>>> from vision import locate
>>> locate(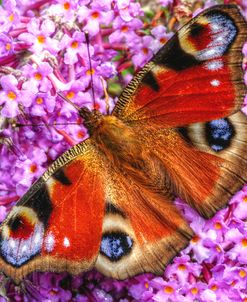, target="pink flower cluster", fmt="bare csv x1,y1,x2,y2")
0,0,247,301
